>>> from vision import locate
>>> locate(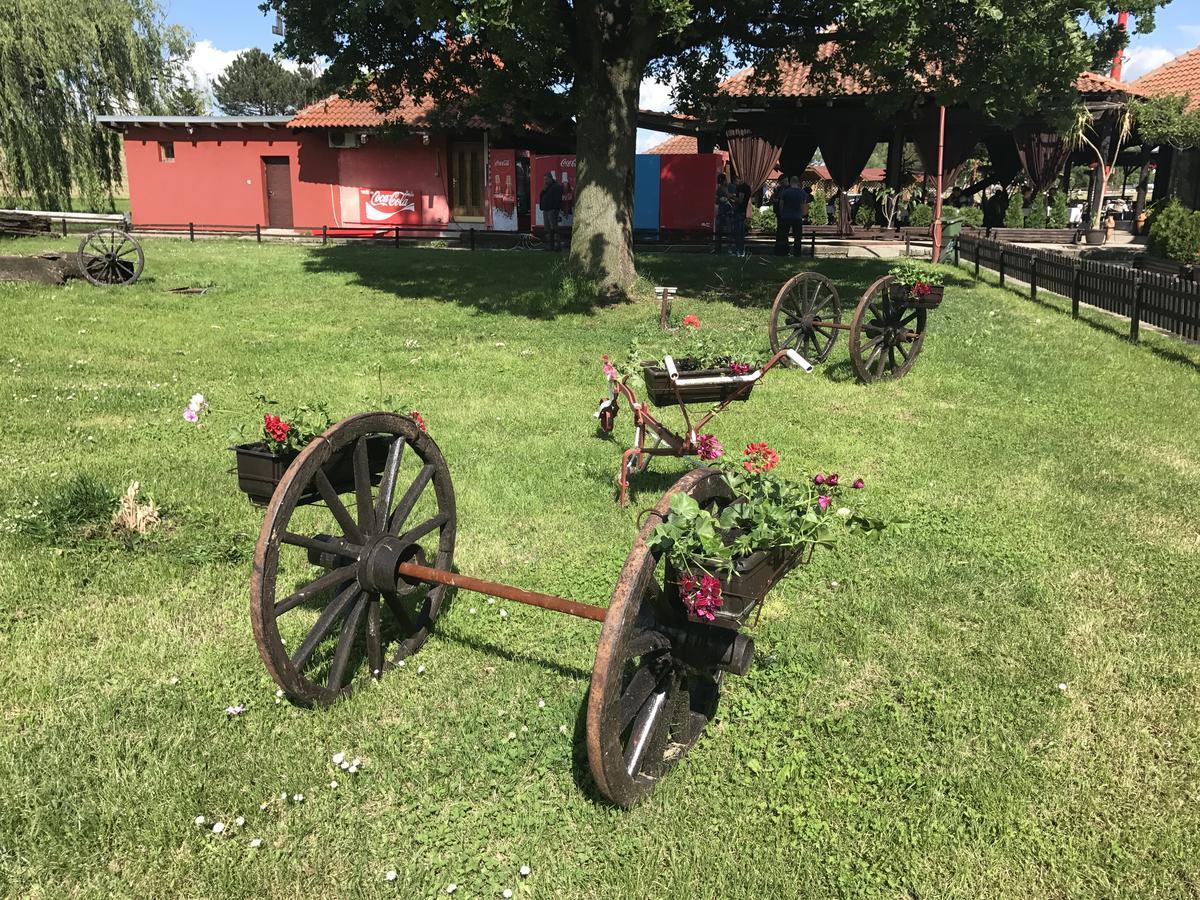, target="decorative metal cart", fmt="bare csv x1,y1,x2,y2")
247,411,791,808
768,271,935,383
76,228,144,286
